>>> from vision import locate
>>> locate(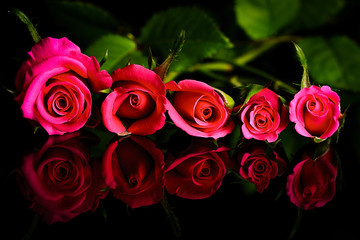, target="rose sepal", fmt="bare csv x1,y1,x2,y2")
213,87,235,110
